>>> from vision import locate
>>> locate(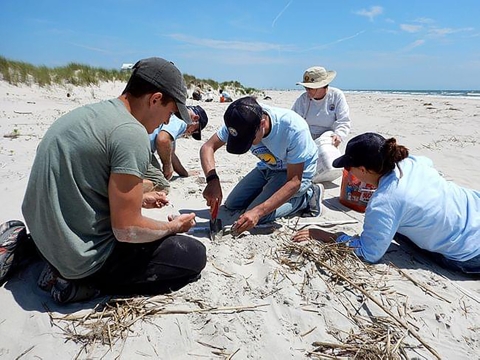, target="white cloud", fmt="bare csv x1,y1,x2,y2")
414,17,435,24
69,42,111,54
355,6,383,22
402,39,425,52
167,34,295,52
400,24,423,33
428,27,474,36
